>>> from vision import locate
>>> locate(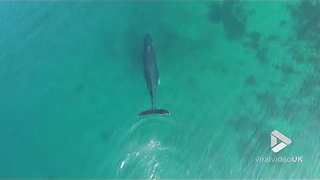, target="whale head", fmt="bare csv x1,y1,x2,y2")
144,33,153,48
